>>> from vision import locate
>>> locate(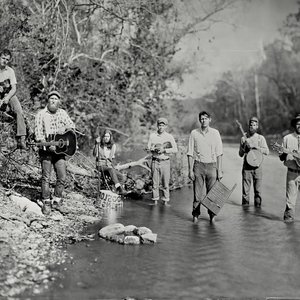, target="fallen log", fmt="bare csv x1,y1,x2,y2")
66,155,151,178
